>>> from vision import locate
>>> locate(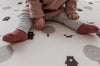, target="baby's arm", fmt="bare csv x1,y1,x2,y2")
65,0,80,19
27,0,44,18
27,0,45,30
